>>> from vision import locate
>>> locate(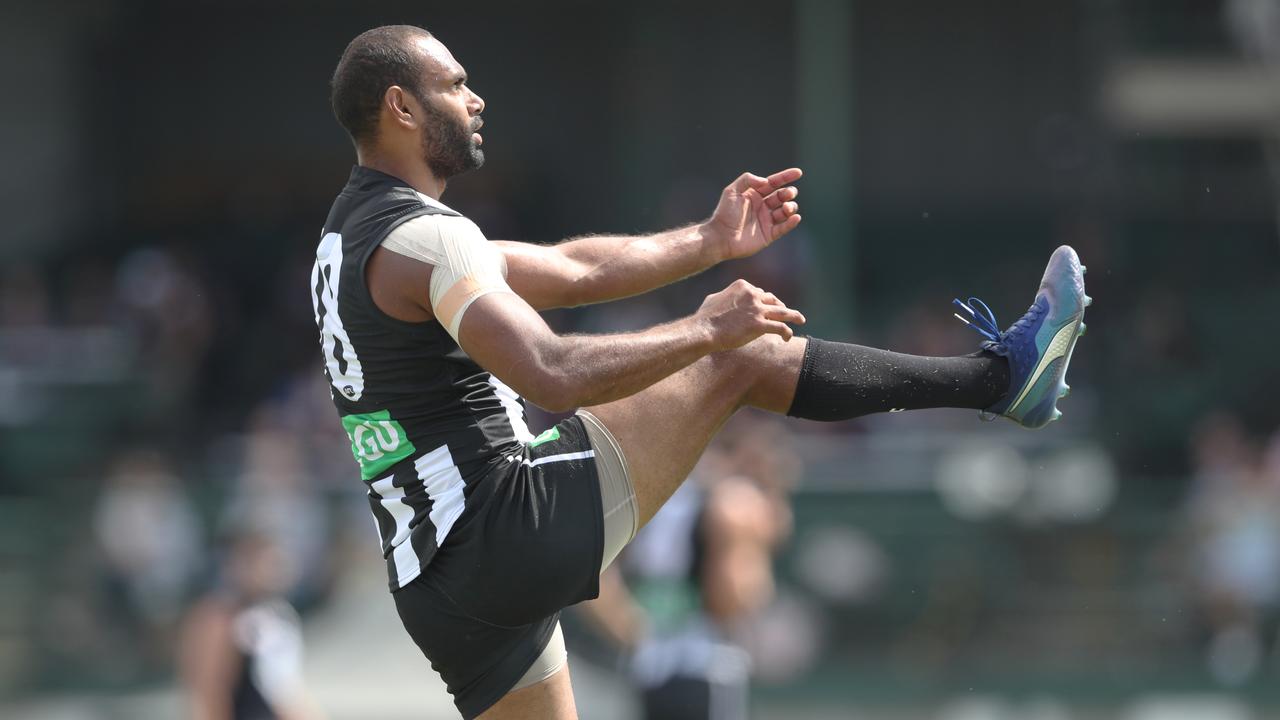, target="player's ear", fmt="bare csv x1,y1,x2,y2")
384,86,417,129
